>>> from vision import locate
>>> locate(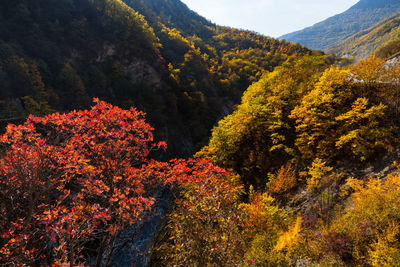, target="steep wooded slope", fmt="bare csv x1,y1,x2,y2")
0,0,312,157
